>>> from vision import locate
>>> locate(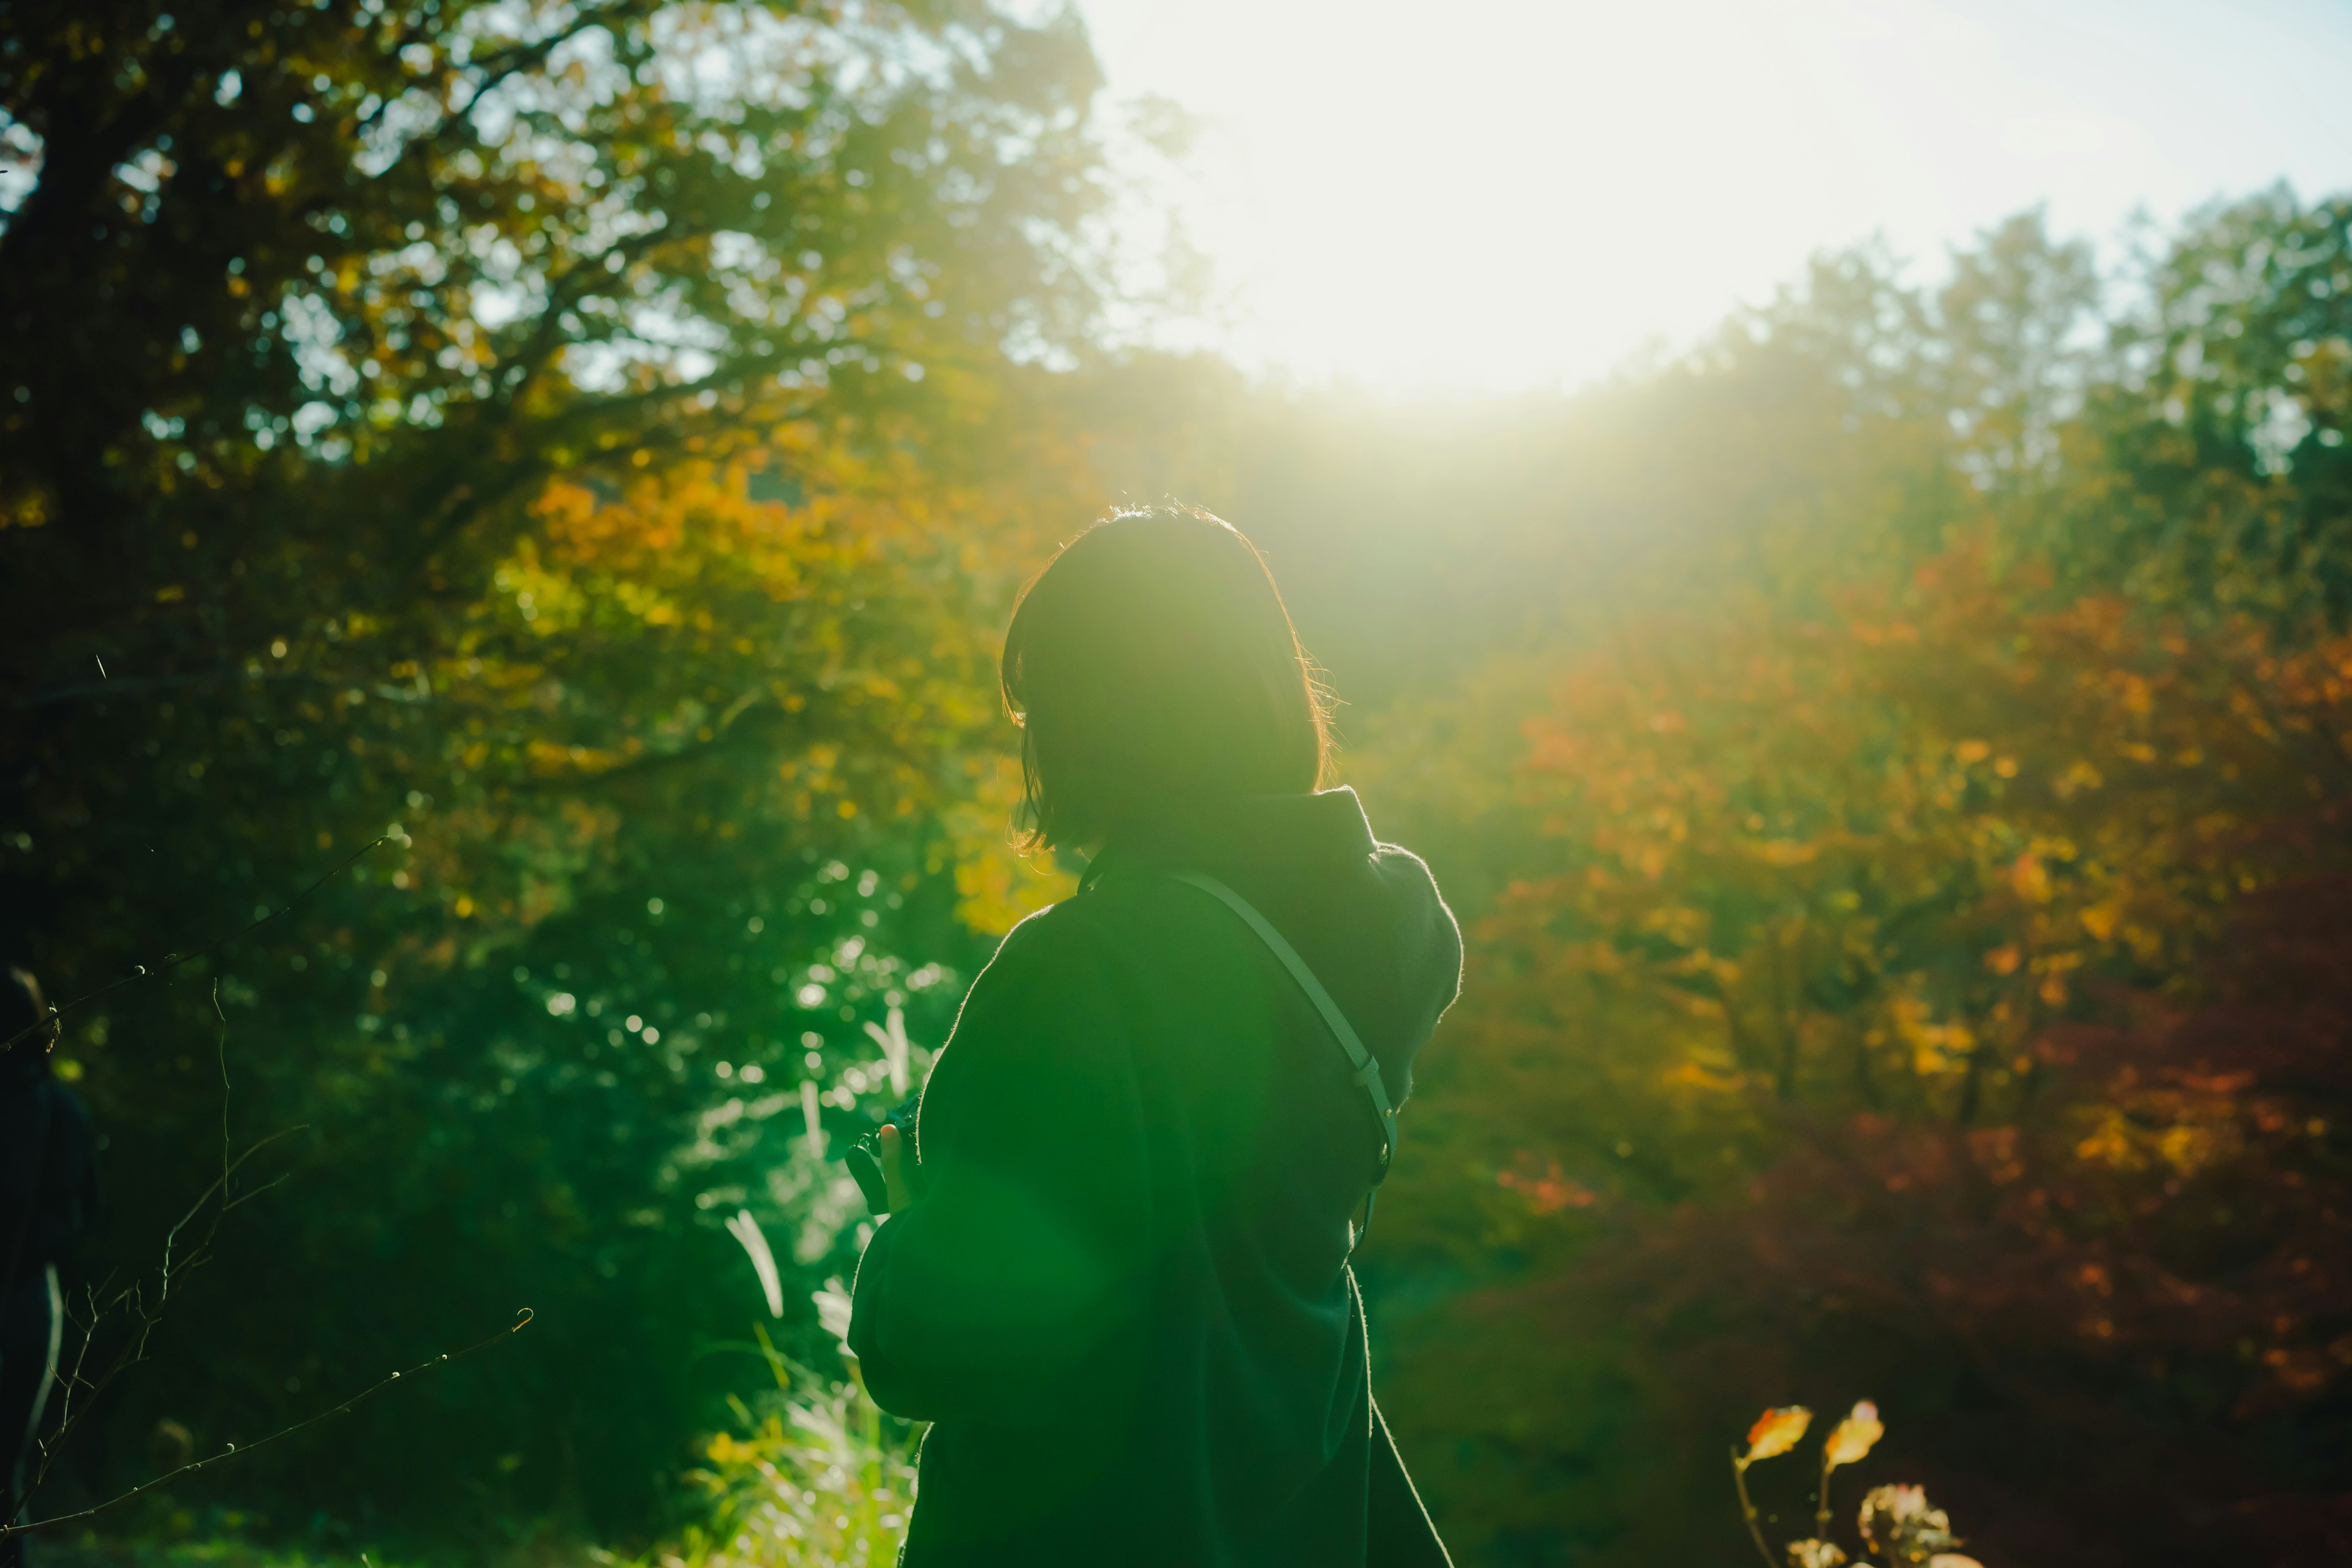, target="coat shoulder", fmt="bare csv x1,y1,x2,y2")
982,892,1121,979
943,895,1125,1043
1368,840,1464,990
